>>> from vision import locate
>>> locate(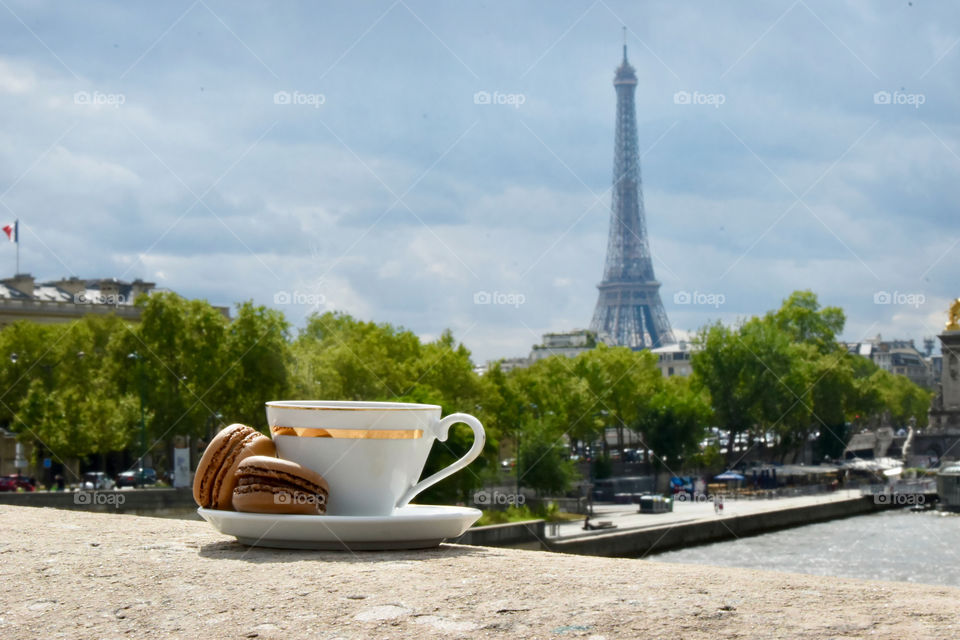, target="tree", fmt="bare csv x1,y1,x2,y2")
125,292,232,456
766,290,845,354
636,376,711,485
575,345,660,456
292,311,421,400
3,315,141,478
518,423,578,496
221,301,292,430
691,321,766,462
